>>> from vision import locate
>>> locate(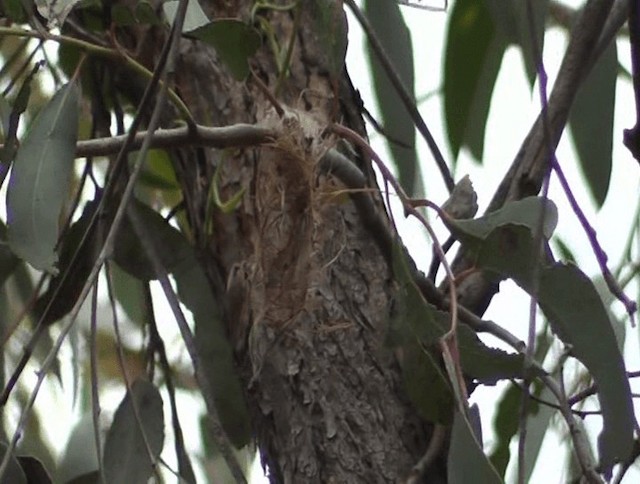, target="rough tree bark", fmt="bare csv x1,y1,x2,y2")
120,0,442,482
